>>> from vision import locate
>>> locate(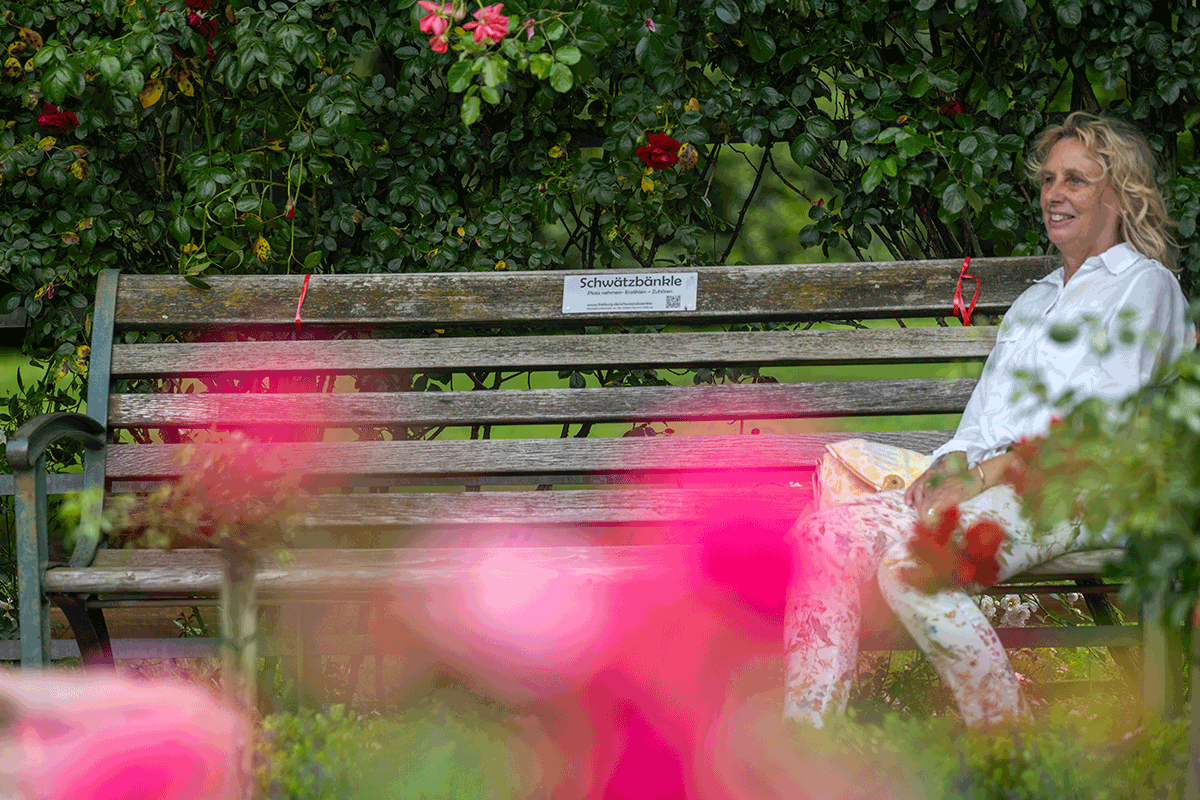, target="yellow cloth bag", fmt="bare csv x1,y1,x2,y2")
814,438,934,510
